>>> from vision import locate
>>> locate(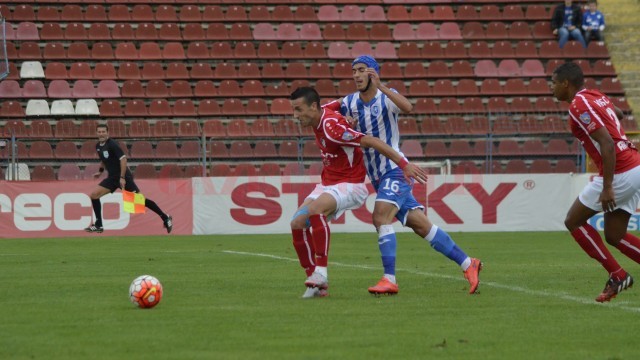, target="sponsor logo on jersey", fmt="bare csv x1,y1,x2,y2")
103,151,109,158
580,112,591,124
